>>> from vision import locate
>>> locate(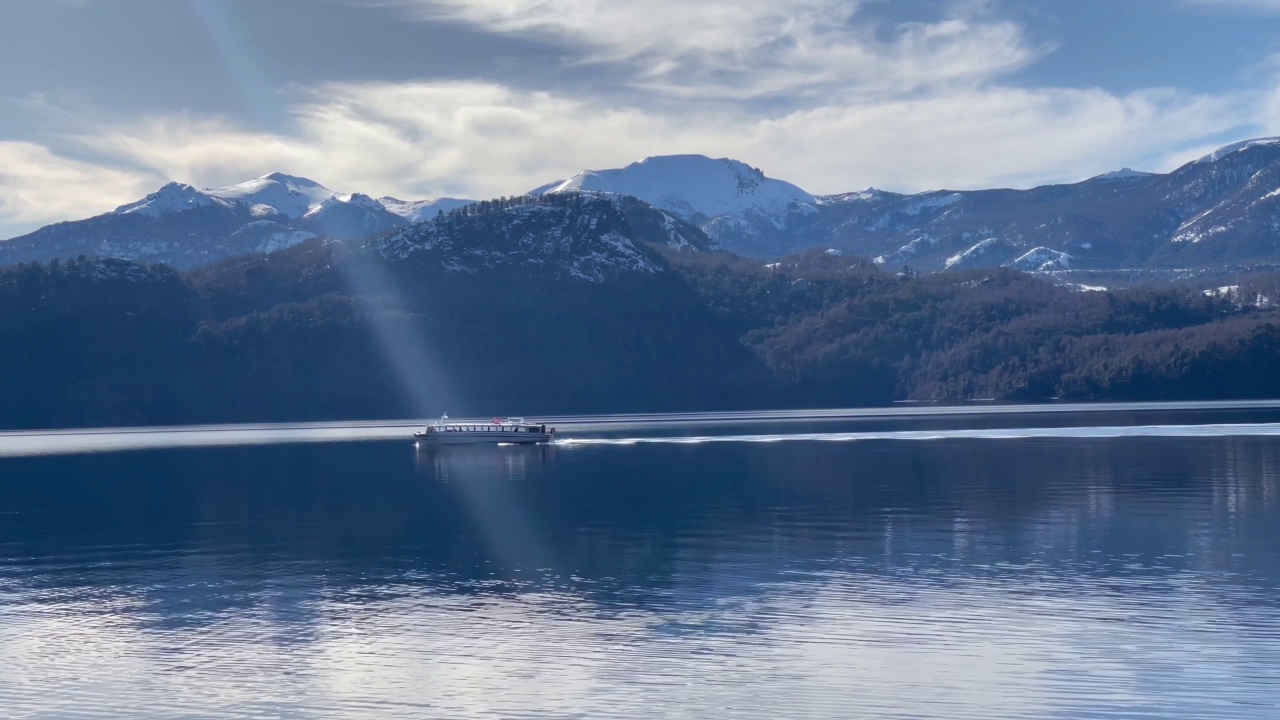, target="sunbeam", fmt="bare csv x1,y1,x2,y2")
418,445,562,576
184,0,281,129
337,249,462,420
